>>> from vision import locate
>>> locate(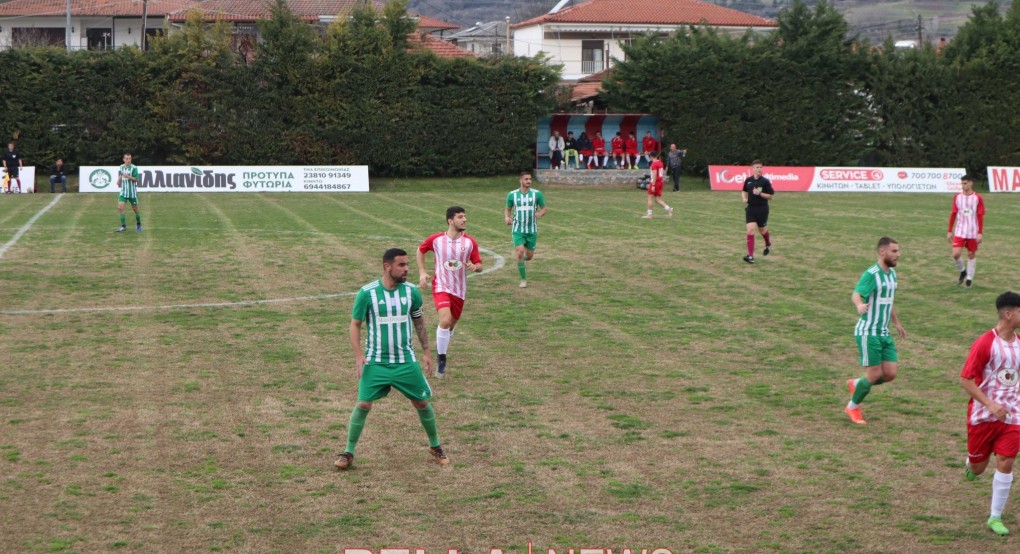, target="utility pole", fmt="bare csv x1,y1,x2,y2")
141,0,148,50
65,0,71,51
917,14,923,47
505,16,510,55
